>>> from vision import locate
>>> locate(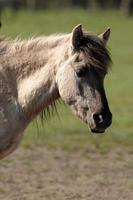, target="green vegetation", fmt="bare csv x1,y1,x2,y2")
1,9,133,150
